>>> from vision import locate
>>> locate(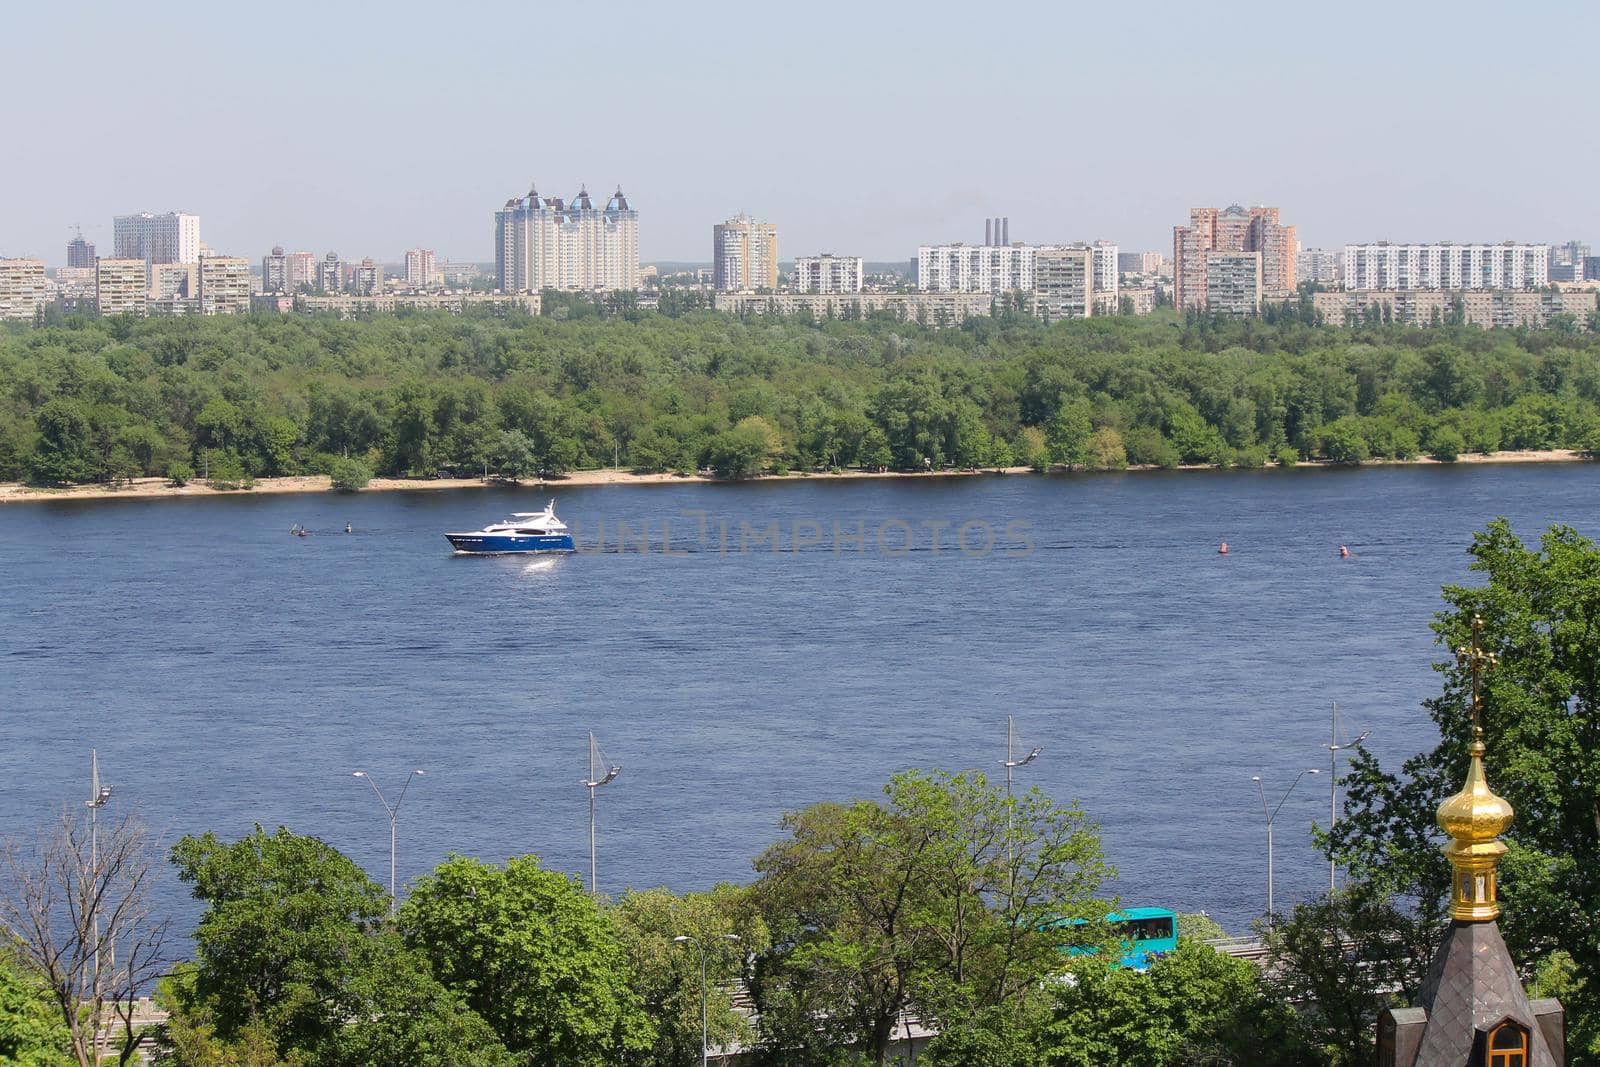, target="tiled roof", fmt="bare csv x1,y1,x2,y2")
1414,920,1558,1066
